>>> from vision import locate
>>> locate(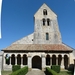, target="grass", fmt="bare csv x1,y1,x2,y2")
59,71,73,75
1,70,74,75
1,71,12,75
